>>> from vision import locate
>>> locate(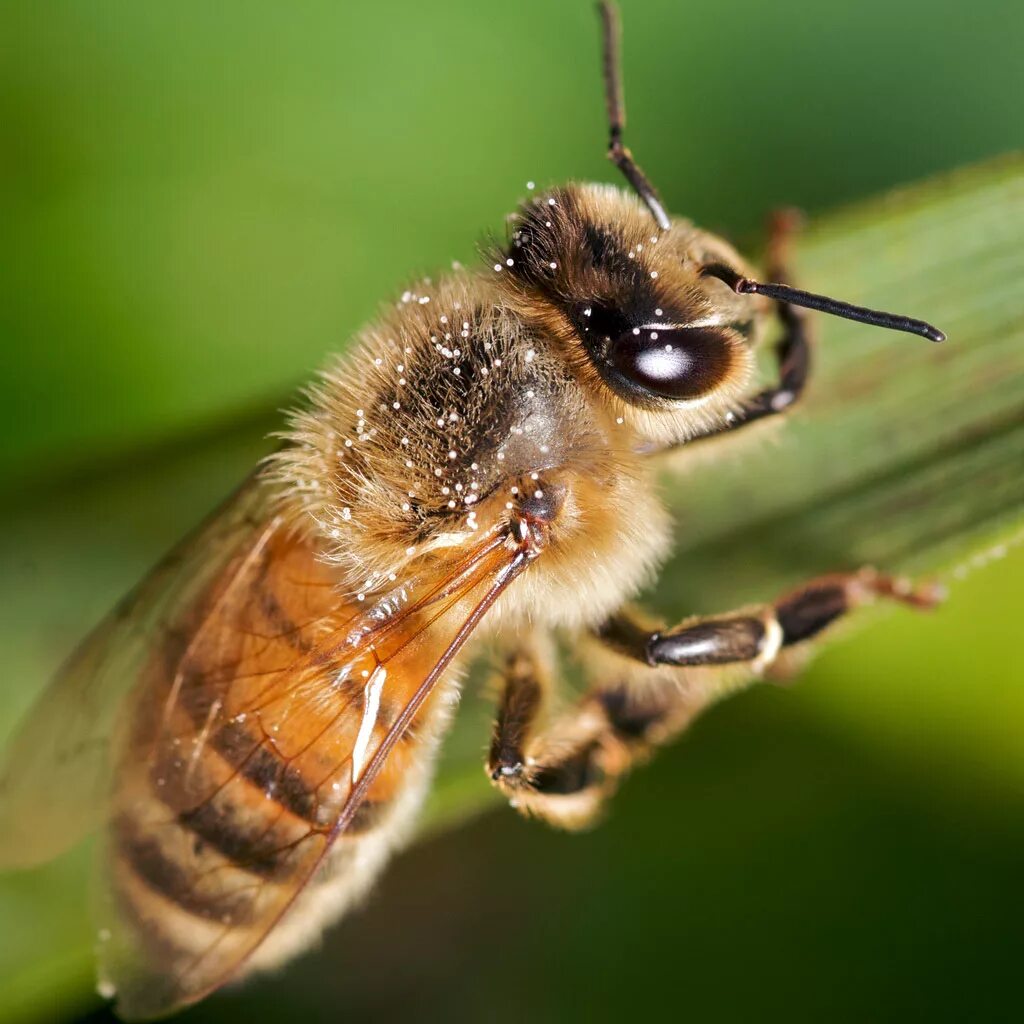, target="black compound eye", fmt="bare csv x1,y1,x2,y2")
604,325,736,402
